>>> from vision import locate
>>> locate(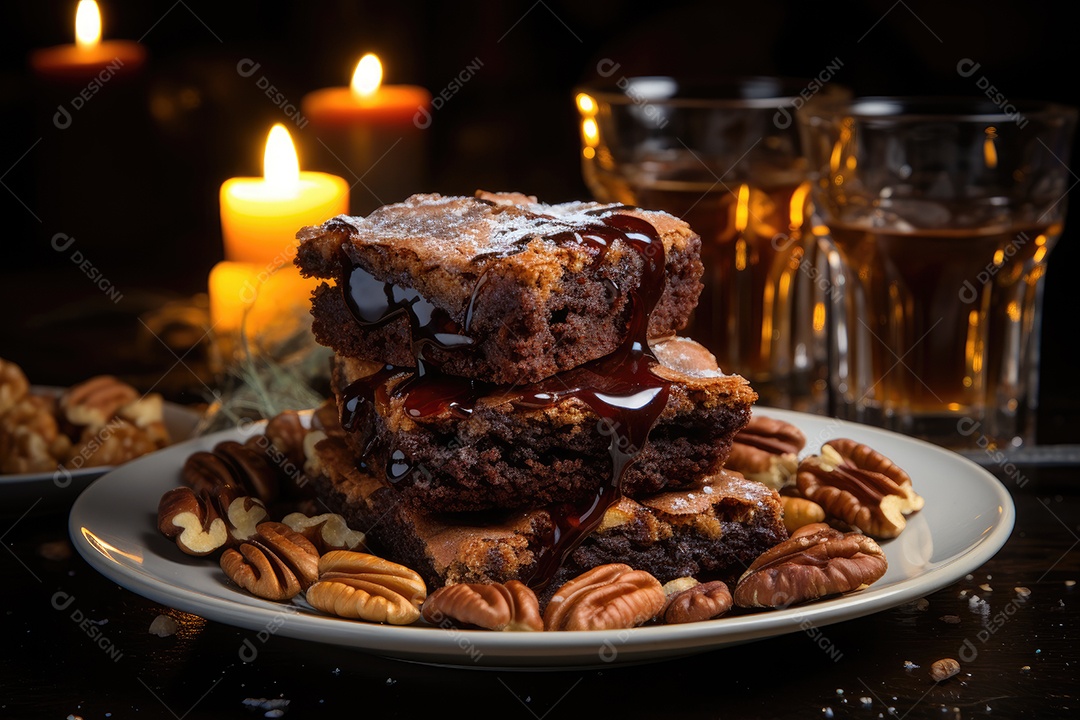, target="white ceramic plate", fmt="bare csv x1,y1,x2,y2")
1,387,202,516
69,407,1014,669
